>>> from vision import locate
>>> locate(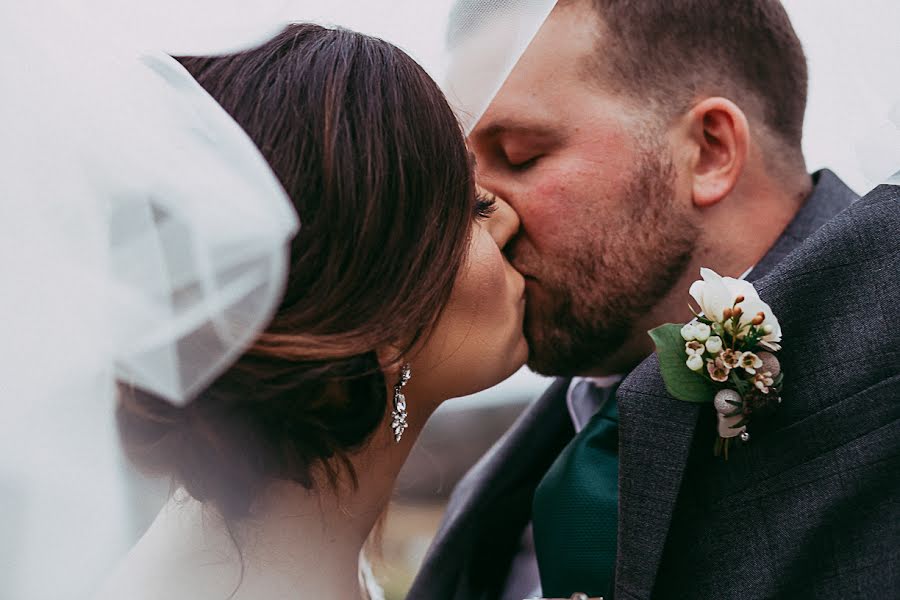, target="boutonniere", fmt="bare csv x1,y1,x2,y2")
649,268,784,459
